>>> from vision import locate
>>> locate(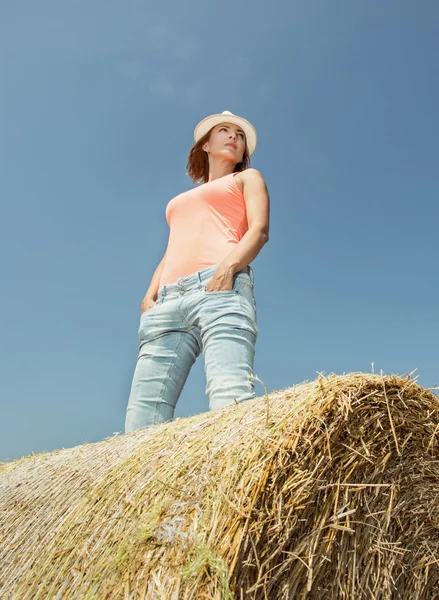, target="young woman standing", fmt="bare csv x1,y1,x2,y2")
125,110,270,432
